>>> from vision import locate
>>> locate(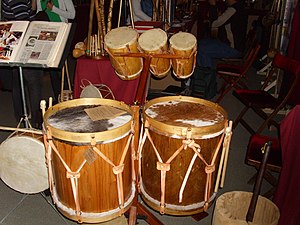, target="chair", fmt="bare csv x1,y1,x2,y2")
246,133,282,198
233,53,300,134
215,40,261,103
